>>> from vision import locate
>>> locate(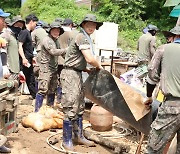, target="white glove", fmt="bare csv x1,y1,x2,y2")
2,65,10,78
